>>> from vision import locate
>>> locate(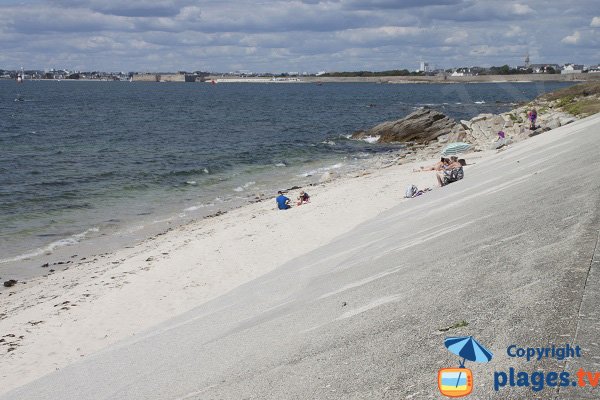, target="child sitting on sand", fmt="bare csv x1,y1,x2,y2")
297,191,310,206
